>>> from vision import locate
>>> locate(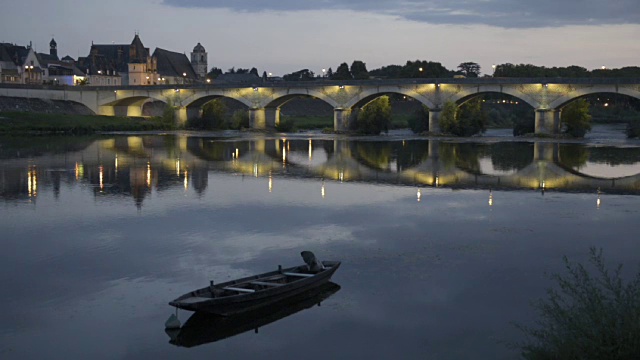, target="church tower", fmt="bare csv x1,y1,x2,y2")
191,43,207,80
49,38,58,59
